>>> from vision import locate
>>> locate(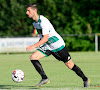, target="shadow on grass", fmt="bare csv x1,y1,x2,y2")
0,85,39,89
0,85,53,89
90,84,100,88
